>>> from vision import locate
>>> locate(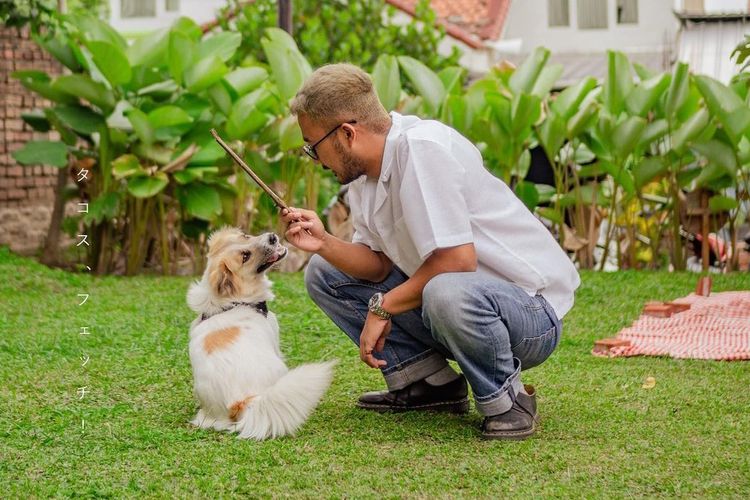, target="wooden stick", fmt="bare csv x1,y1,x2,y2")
210,129,288,210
